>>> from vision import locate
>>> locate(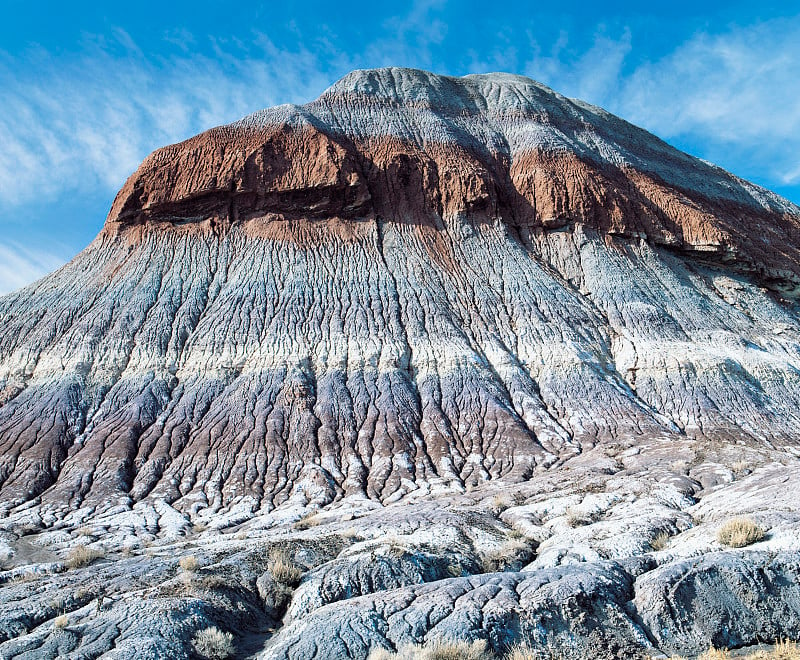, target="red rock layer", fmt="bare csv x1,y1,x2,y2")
106,109,800,287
